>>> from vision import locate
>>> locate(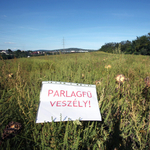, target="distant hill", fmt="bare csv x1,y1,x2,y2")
33,48,97,53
